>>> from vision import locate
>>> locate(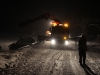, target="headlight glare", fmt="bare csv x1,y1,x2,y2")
65,41,69,45
51,39,56,44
